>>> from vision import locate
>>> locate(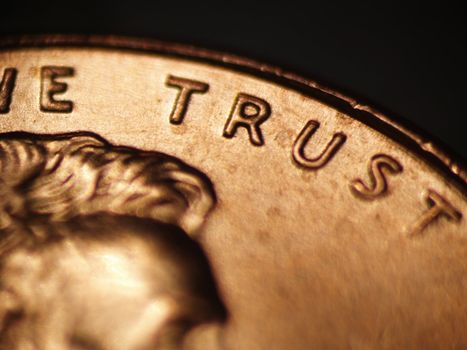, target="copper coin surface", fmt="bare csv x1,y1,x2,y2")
0,36,465,350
